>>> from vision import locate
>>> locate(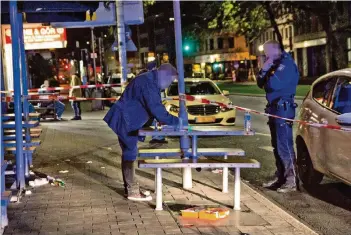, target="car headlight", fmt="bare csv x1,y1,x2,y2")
221,102,234,112
169,104,180,113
